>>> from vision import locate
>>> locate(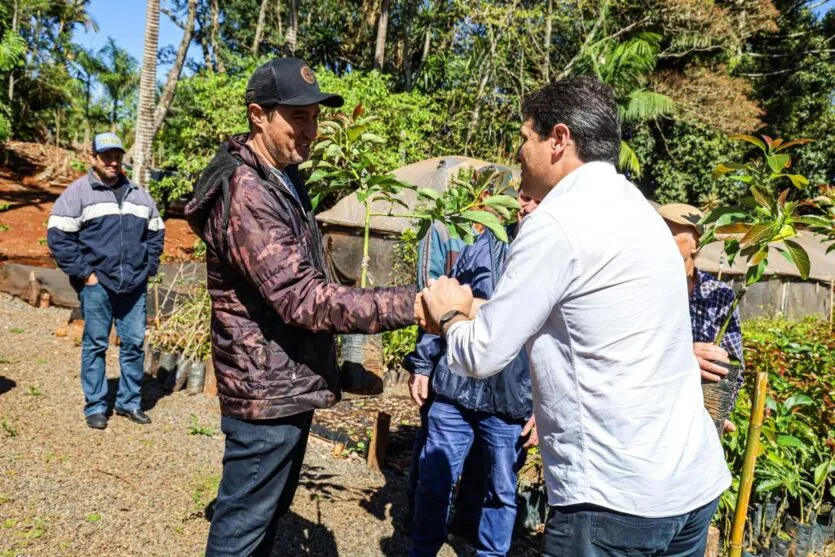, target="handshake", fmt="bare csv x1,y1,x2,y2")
414,276,486,334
